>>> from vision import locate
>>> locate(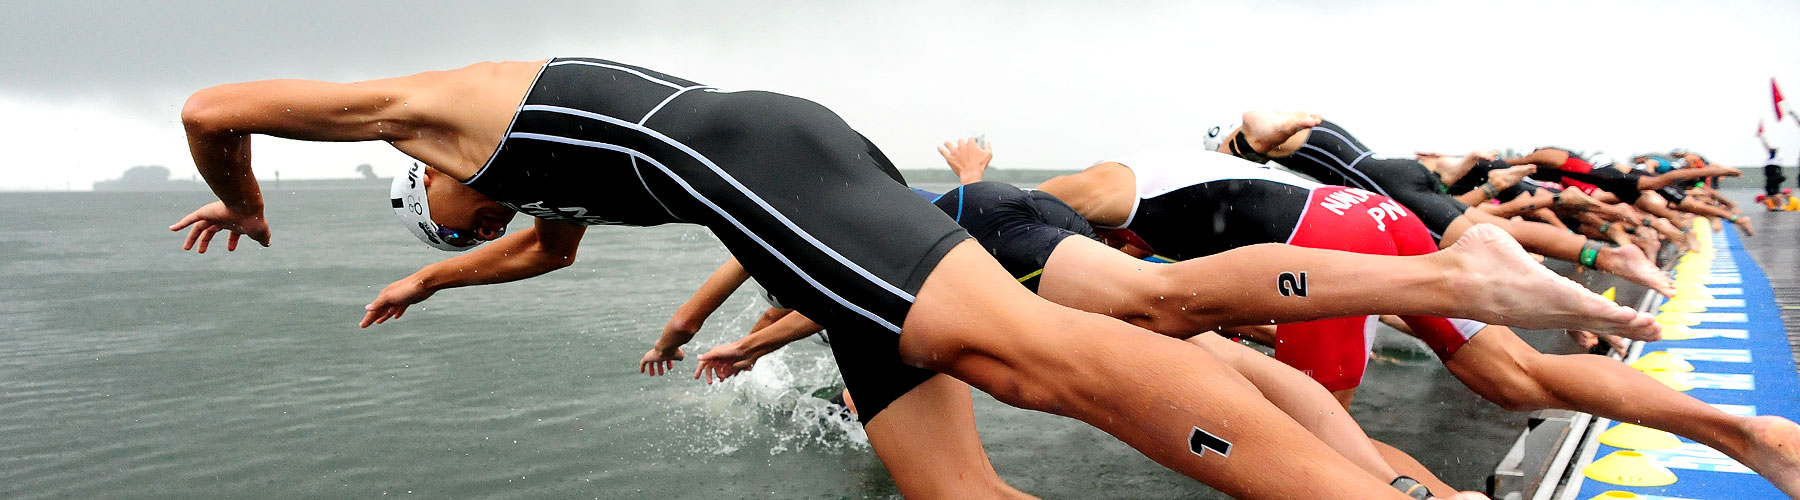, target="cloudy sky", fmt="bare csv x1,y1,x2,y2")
3,0,1798,190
